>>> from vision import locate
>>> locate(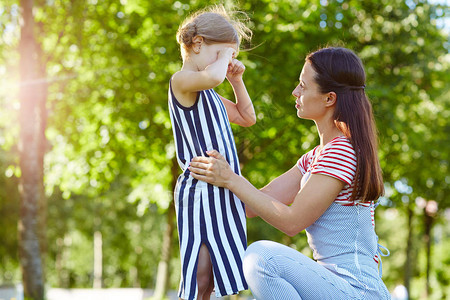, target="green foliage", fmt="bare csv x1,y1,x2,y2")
0,149,20,283
0,0,22,285
0,0,448,298
45,187,171,288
